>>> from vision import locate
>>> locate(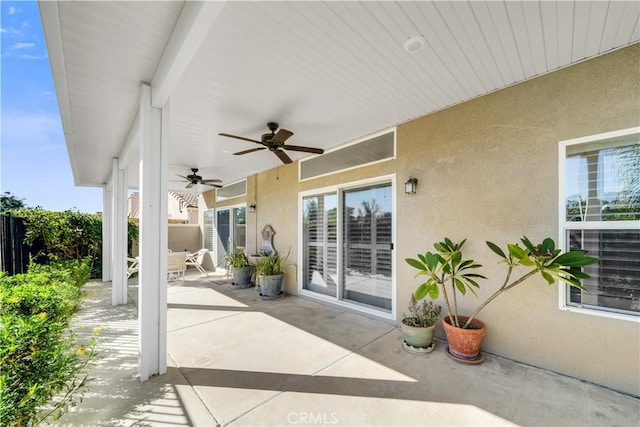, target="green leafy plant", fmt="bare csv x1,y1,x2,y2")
405,236,597,329
254,249,291,277
0,260,96,426
402,294,441,328
223,245,250,269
